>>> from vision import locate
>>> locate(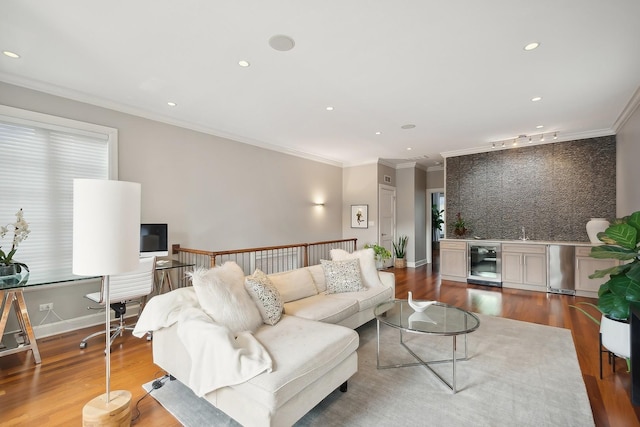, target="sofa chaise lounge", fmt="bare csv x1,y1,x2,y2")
134,248,395,426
